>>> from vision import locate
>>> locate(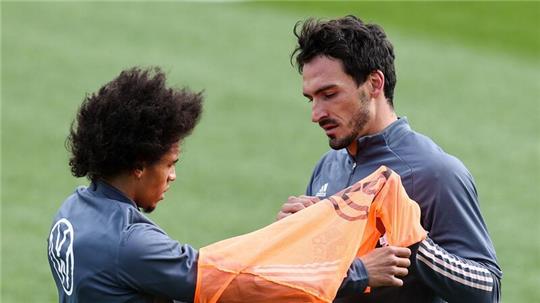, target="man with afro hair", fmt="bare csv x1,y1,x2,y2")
47,67,203,302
